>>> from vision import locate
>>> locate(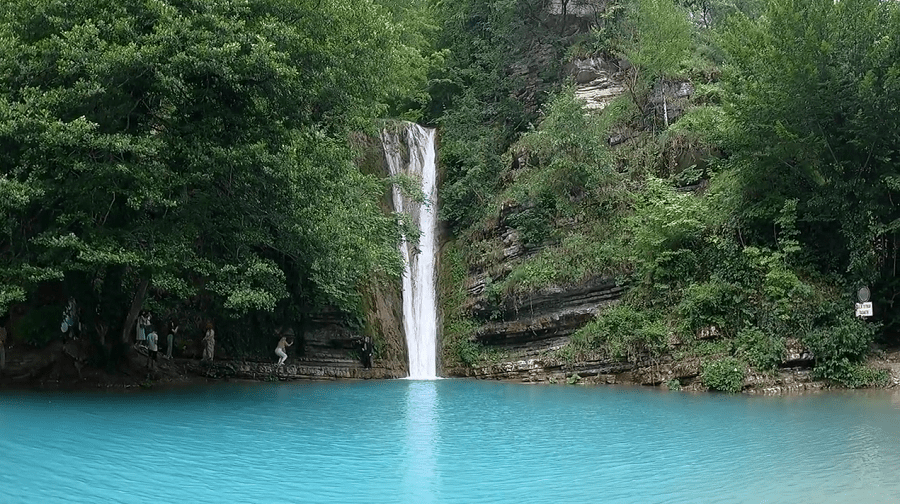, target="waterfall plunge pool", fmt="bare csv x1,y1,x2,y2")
2,379,900,503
